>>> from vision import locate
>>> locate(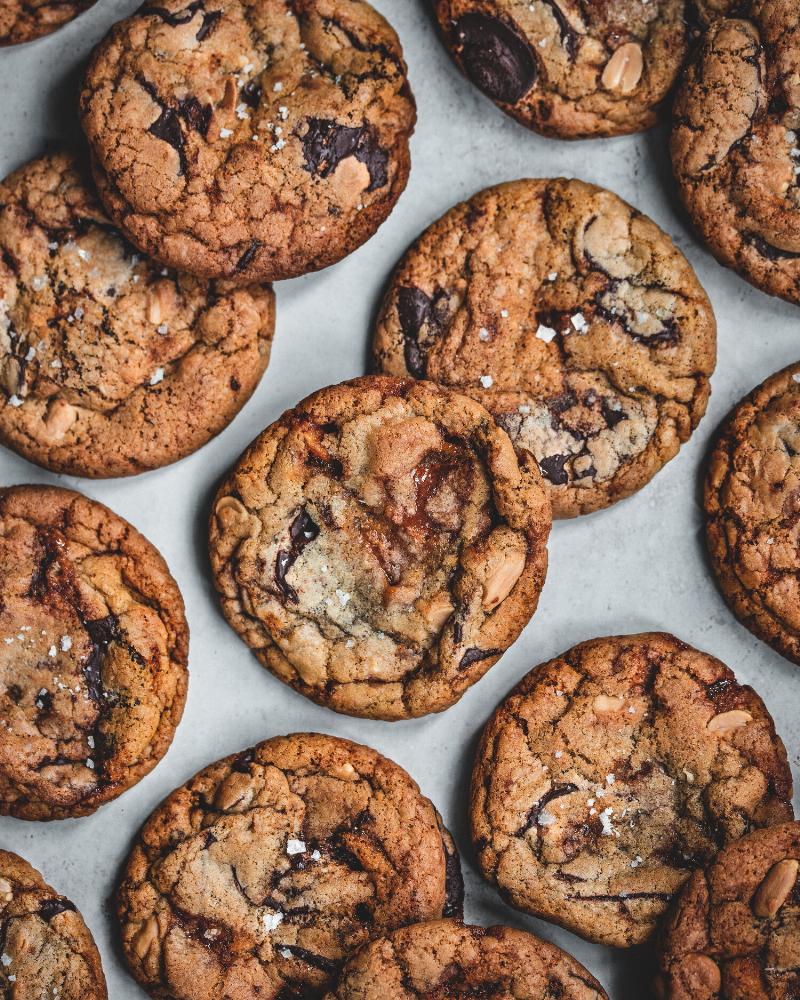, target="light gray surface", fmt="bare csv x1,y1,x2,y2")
1,3,799,997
